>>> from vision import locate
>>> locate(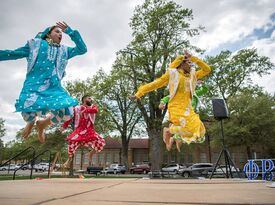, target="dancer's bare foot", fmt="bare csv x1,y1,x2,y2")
163,127,171,145
176,139,183,152
36,118,51,143
22,121,35,140
166,137,174,151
